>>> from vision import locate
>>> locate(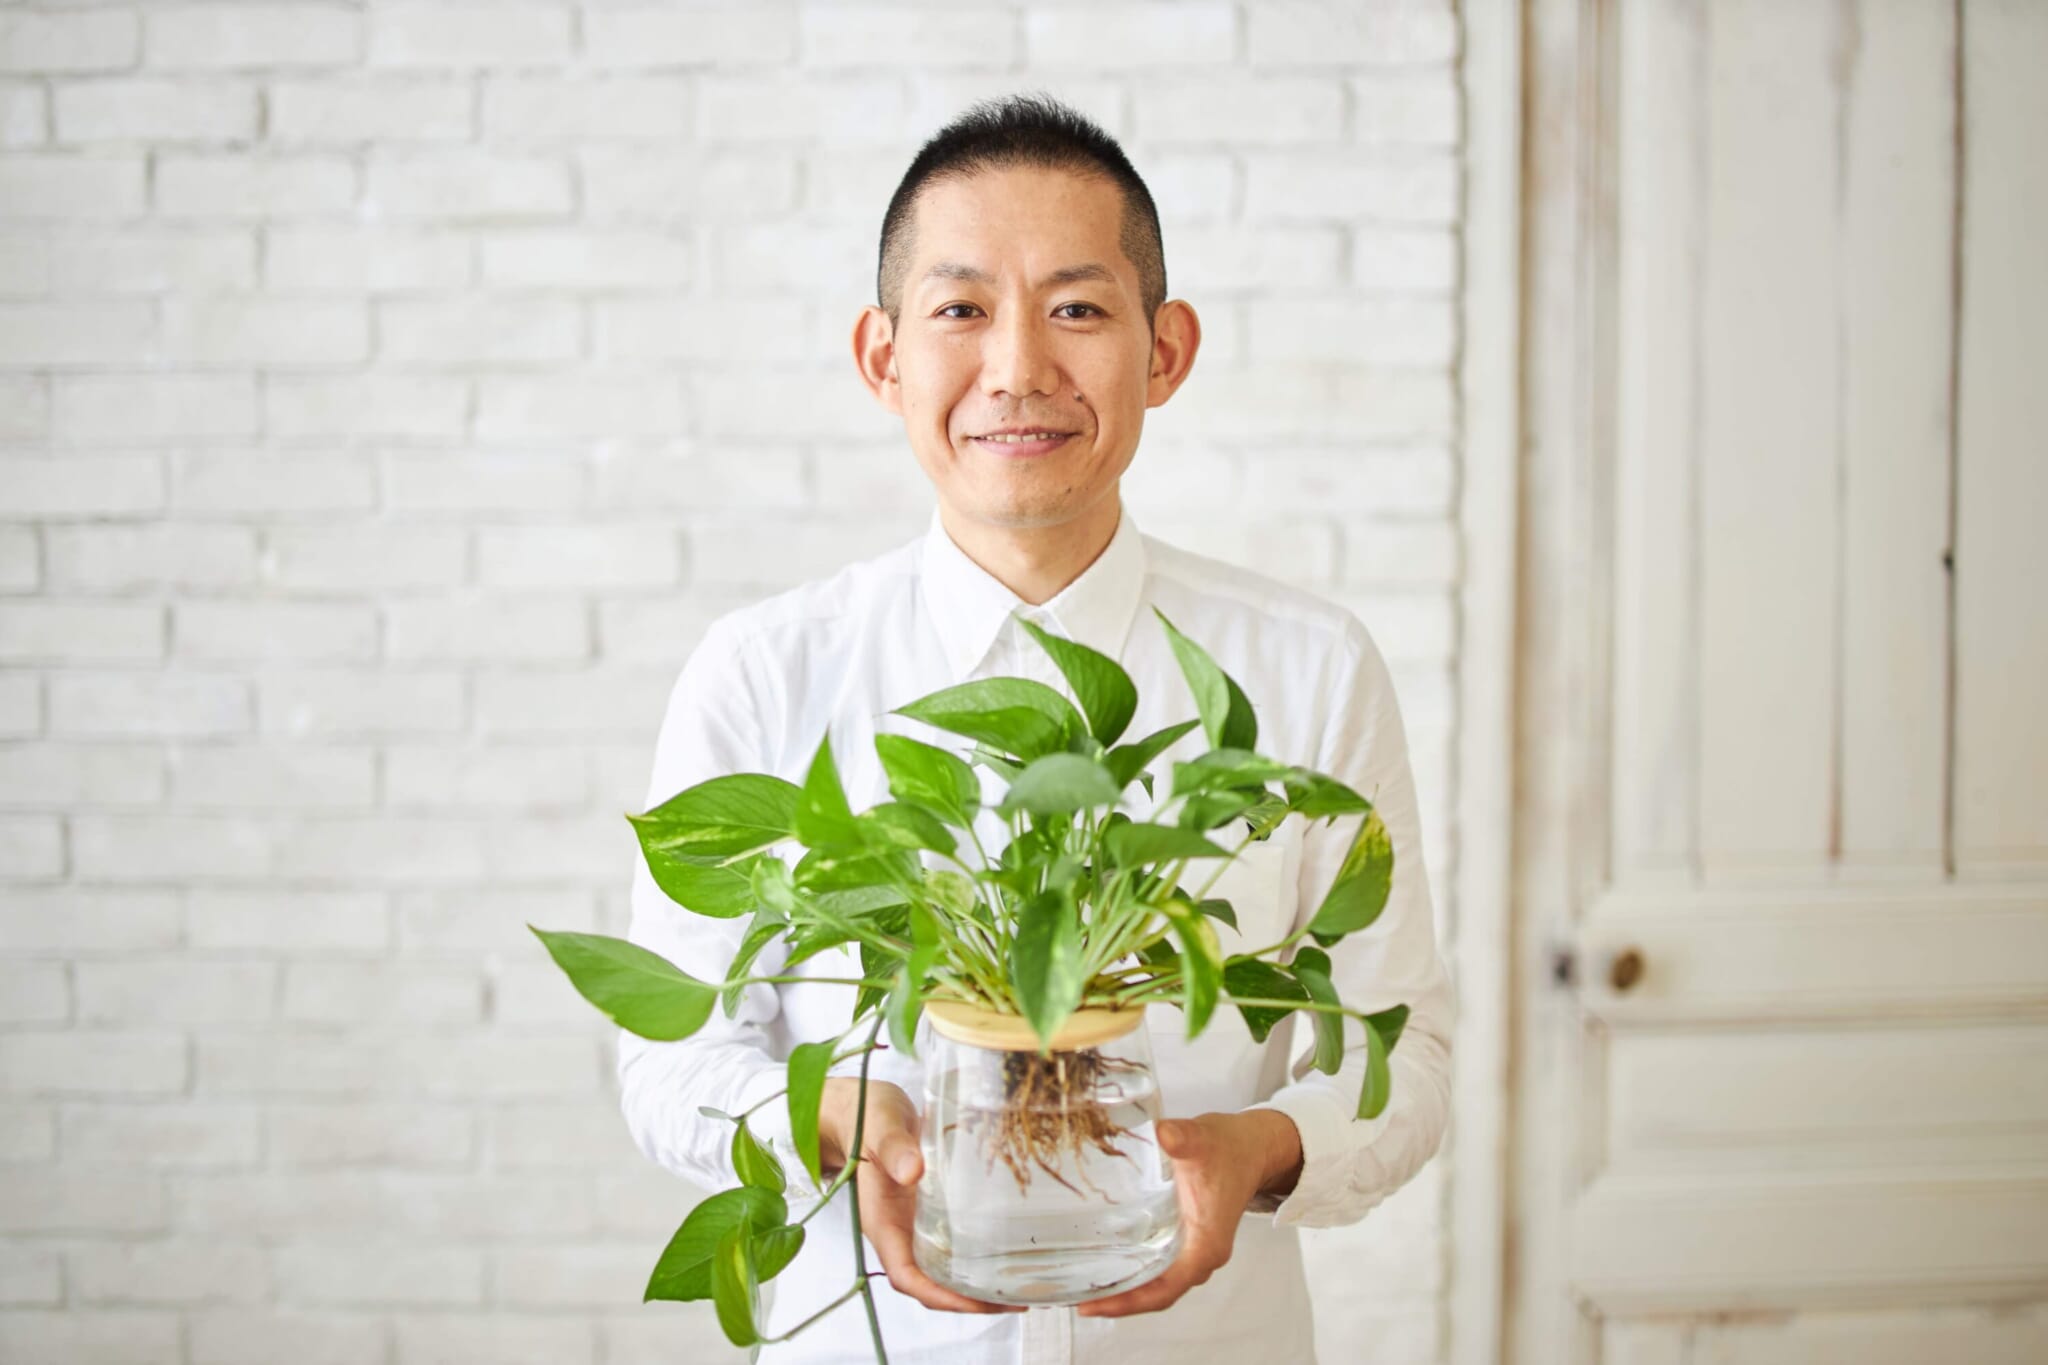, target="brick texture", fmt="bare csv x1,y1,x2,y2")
0,3,1464,1358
